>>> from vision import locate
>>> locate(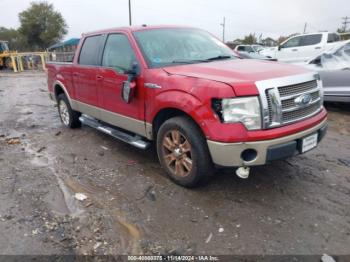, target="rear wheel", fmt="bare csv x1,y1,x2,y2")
156,116,214,187
57,93,81,128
